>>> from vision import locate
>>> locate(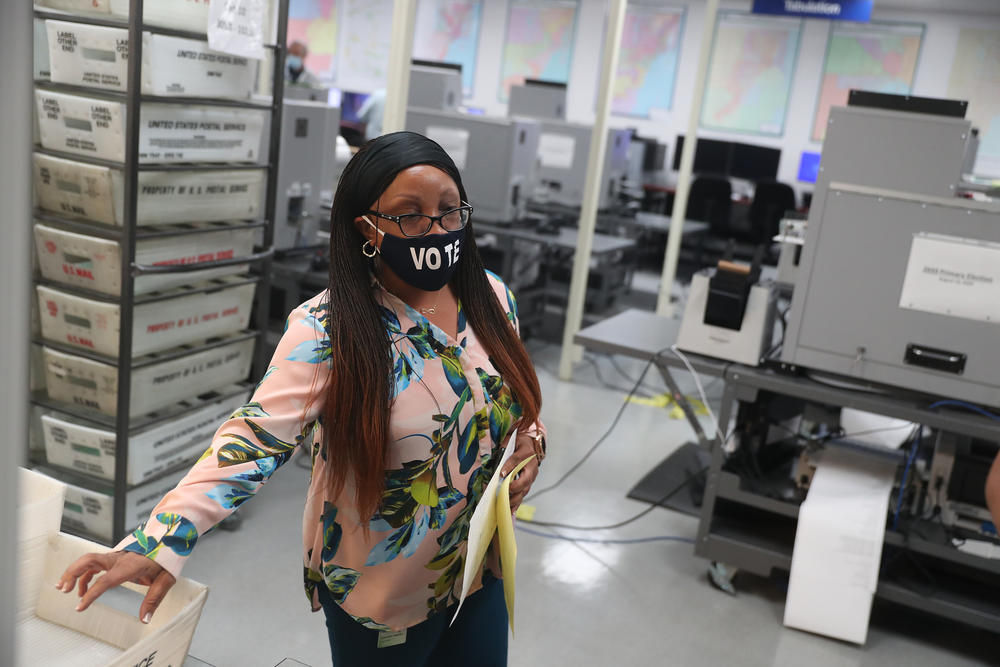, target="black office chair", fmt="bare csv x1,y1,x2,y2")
747,180,796,243
686,175,732,235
